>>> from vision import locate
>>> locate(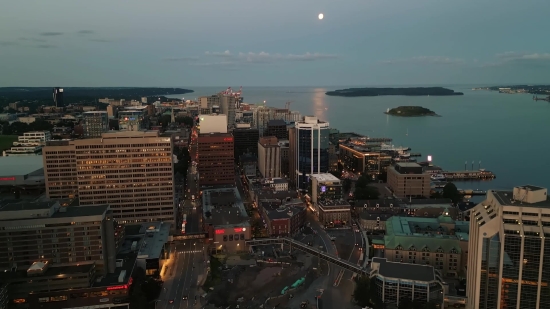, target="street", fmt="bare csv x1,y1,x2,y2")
158,242,206,309
182,167,201,234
